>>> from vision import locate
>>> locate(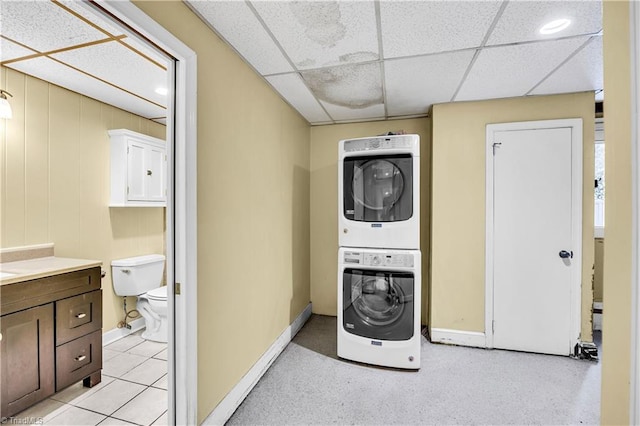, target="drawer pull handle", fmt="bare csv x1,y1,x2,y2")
75,313,87,319
75,355,87,362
